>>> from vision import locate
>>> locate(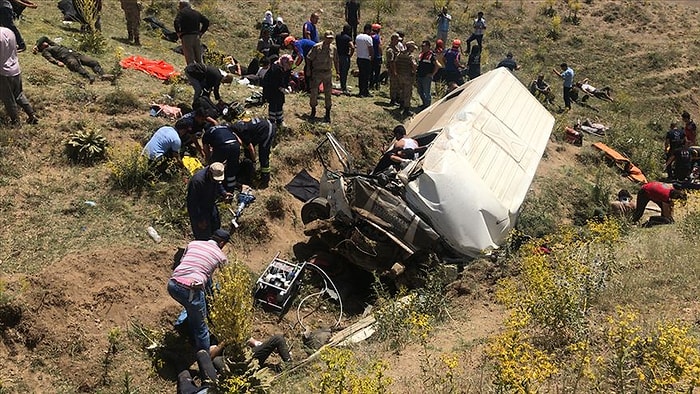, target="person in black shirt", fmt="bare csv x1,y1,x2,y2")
184,63,234,107
664,122,687,159
666,146,692,181
201,125,242,191
262,54,292,128
231,117,277,188
344,0,360,39
496,52,520,71
32,36,114,83
271,16,290,46
186,163,231,240
467,45,481,80
336,24,355,94
174,0,209,65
